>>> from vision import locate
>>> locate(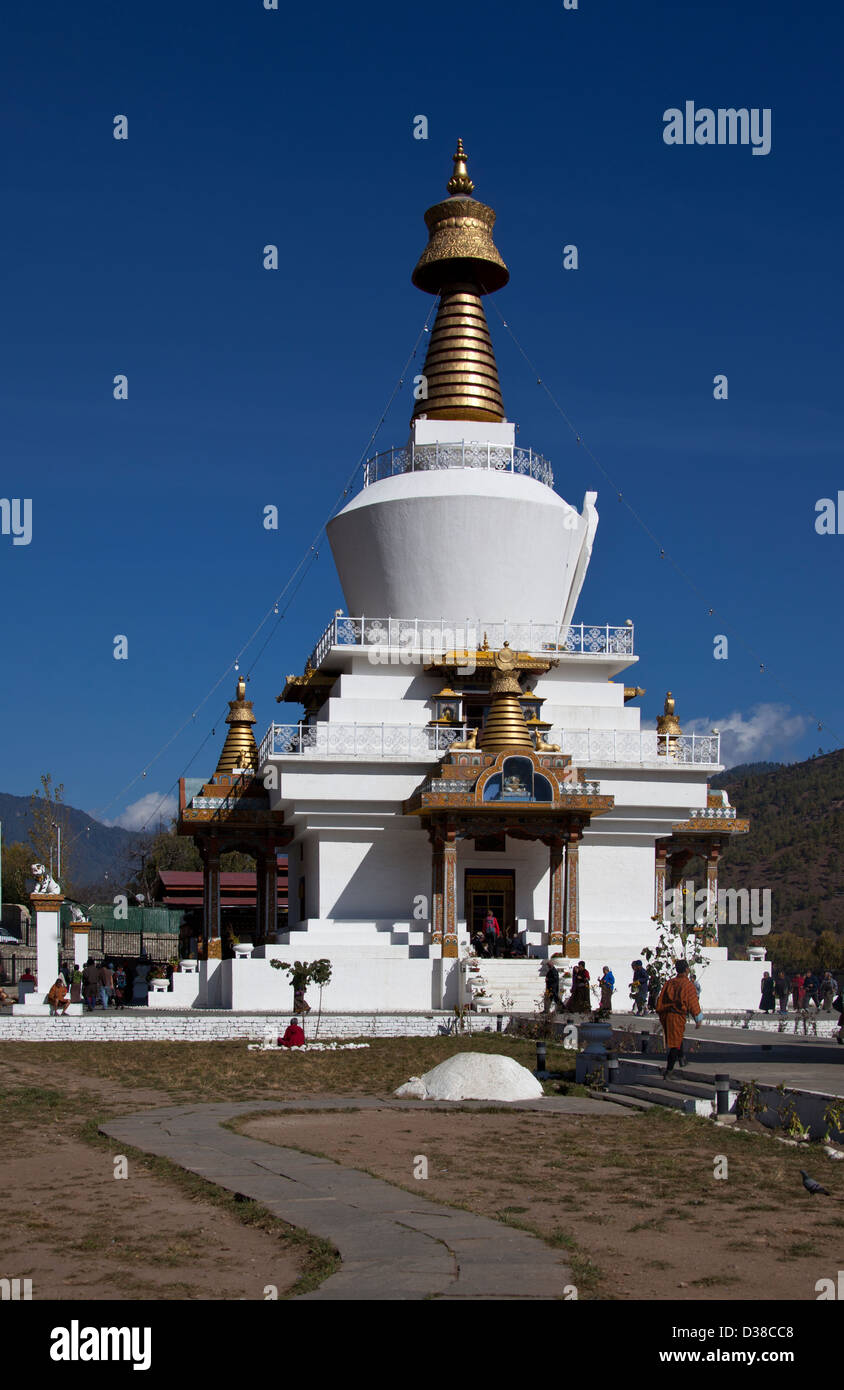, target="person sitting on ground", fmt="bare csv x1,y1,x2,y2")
471,927,488,958
278,1017,306,1048
0,986,13,1008
47,977,70,1016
